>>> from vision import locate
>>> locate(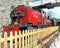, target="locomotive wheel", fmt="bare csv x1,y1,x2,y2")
27,24,33,32
37,22,42,28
